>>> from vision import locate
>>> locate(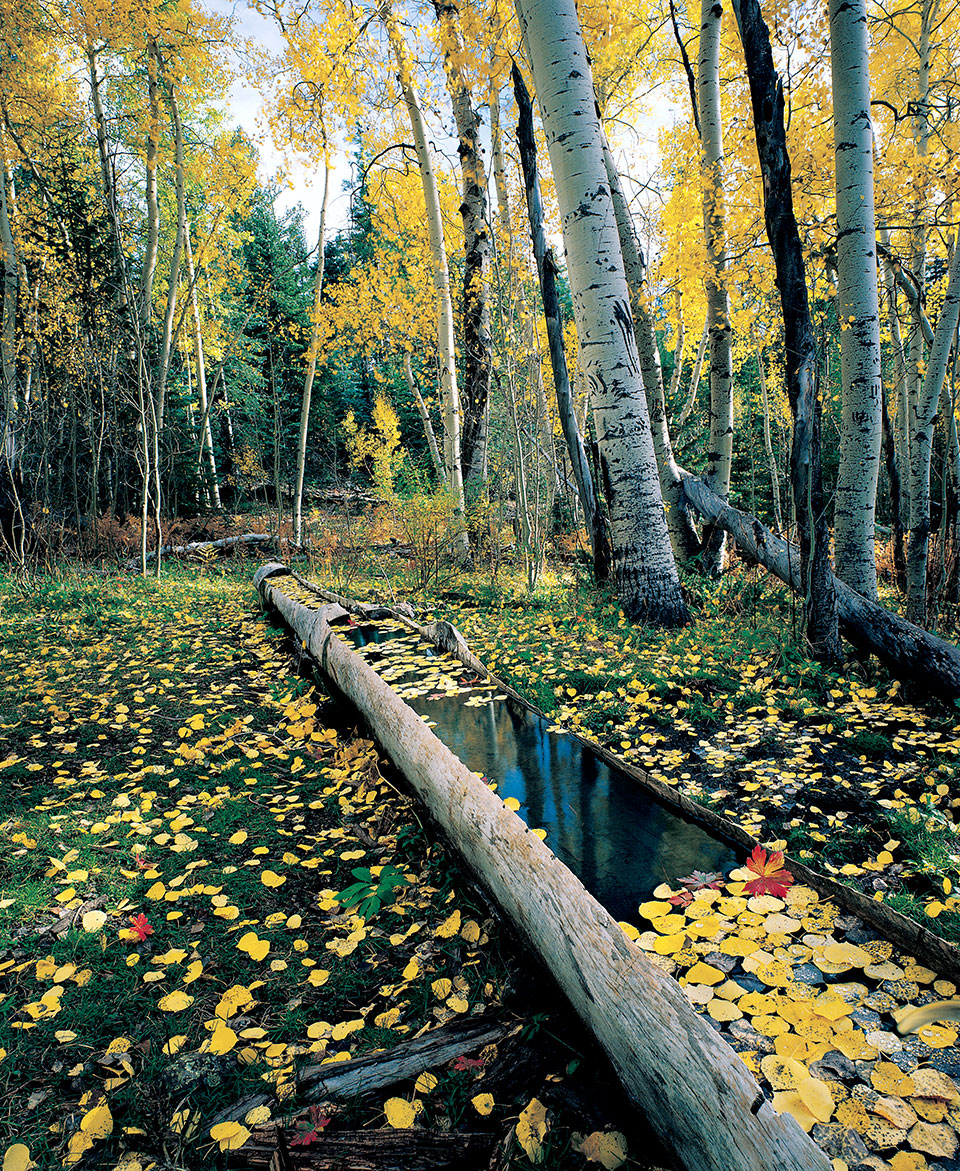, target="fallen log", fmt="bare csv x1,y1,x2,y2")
231,1126,495,1171
126,533,275,570
285,571,960,985
211,1017,508,1128
255,563,830,1171
680,473,960,700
